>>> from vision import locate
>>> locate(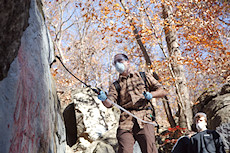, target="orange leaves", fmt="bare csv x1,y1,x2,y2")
52,69,58,77
43,0,230,127
130,25,135,31
164,20,170,26
114,3,119,7
104,6,109,10
117,28,122,32
101,6,110,16
115,39,122,43
75,2,82,8
176,5,182,11
141,28,153,35
189,35,198,40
